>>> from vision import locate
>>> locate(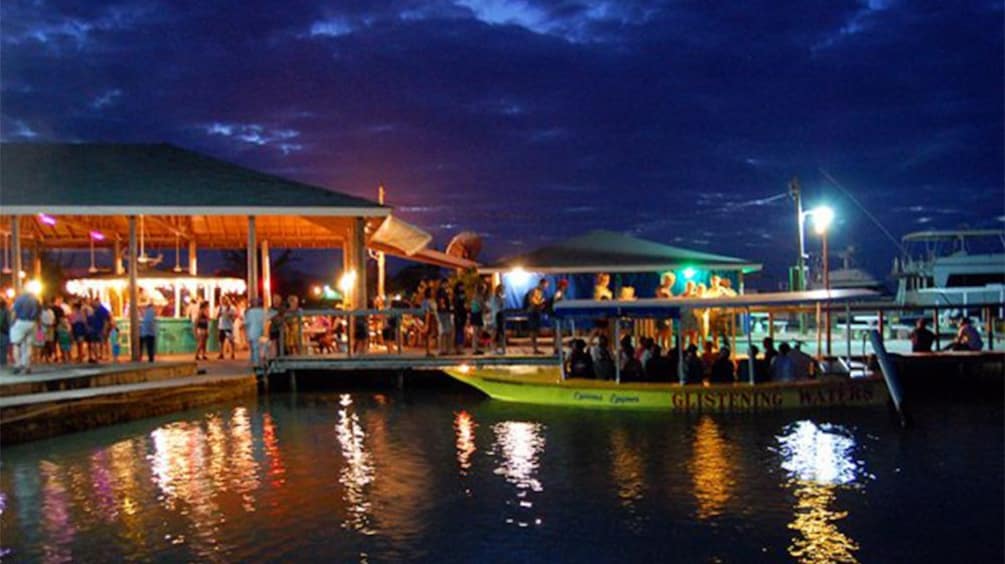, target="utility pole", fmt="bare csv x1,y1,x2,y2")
789,176,807,335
